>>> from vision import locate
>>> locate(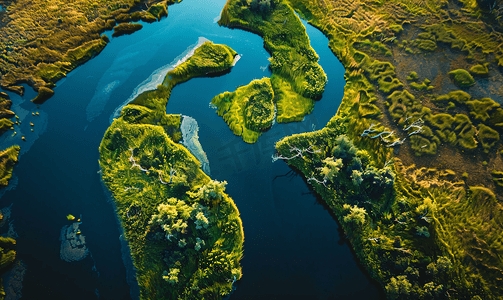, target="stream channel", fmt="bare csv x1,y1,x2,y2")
0,0,384,299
